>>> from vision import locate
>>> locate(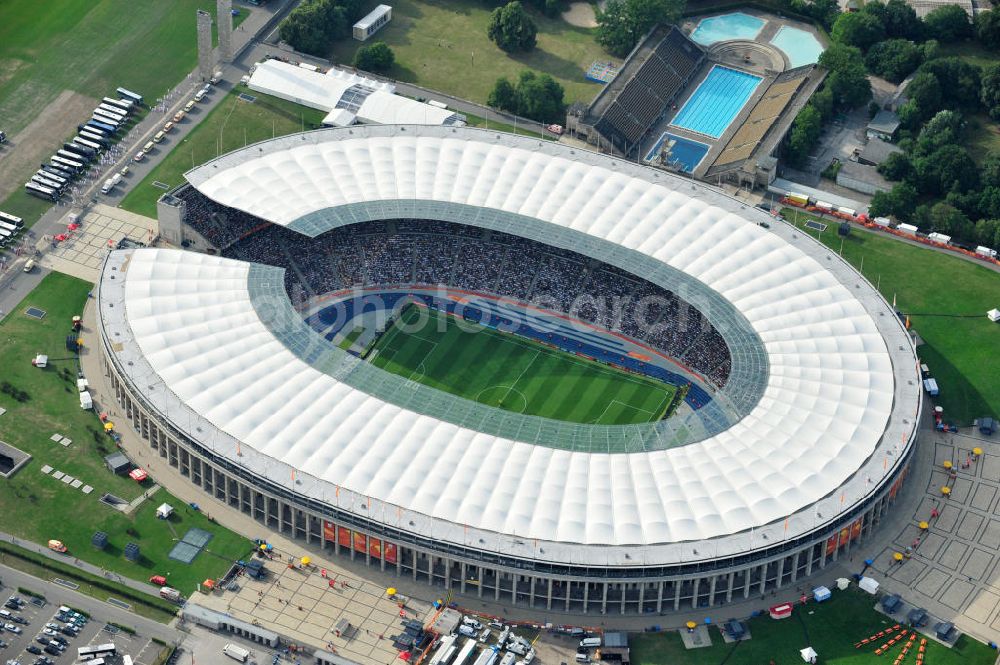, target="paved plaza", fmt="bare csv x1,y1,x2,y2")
39,204,157,281
198,556,436,663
